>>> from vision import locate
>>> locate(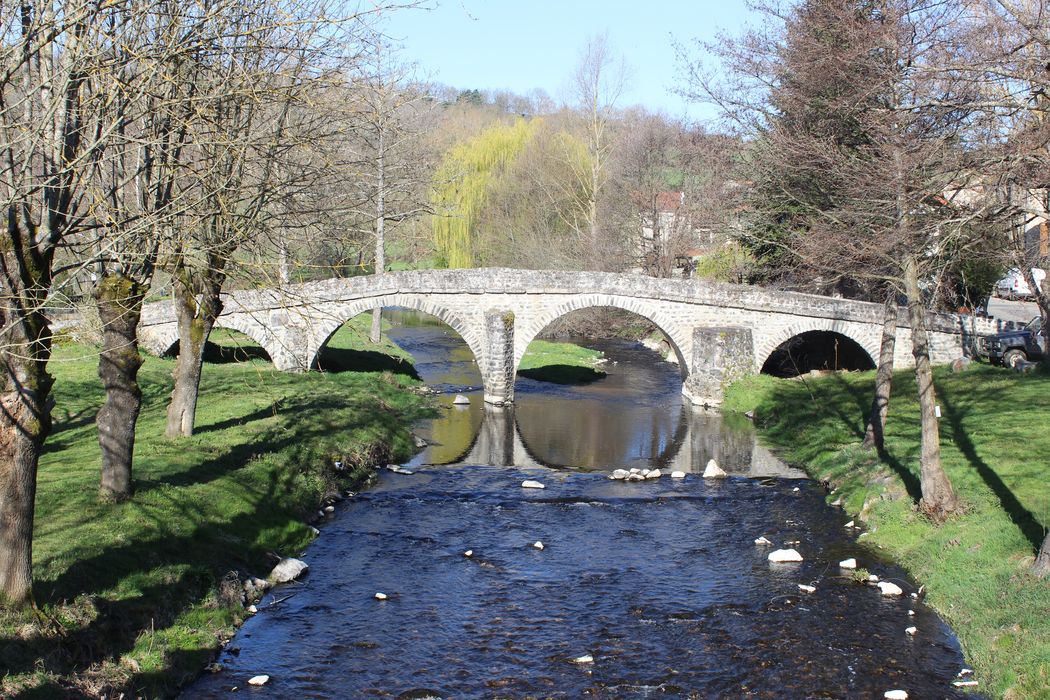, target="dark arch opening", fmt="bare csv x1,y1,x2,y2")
761,330,875,378
161,327,272,364
311,311,422,379
518,307,686,385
